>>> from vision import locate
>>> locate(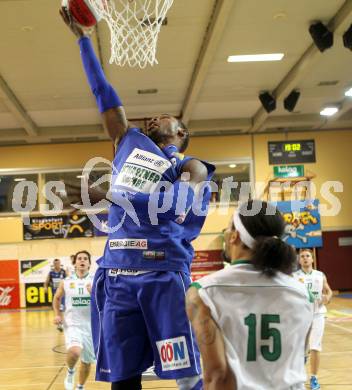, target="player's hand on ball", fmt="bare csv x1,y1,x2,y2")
59,6,87,38
53,315,63,326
